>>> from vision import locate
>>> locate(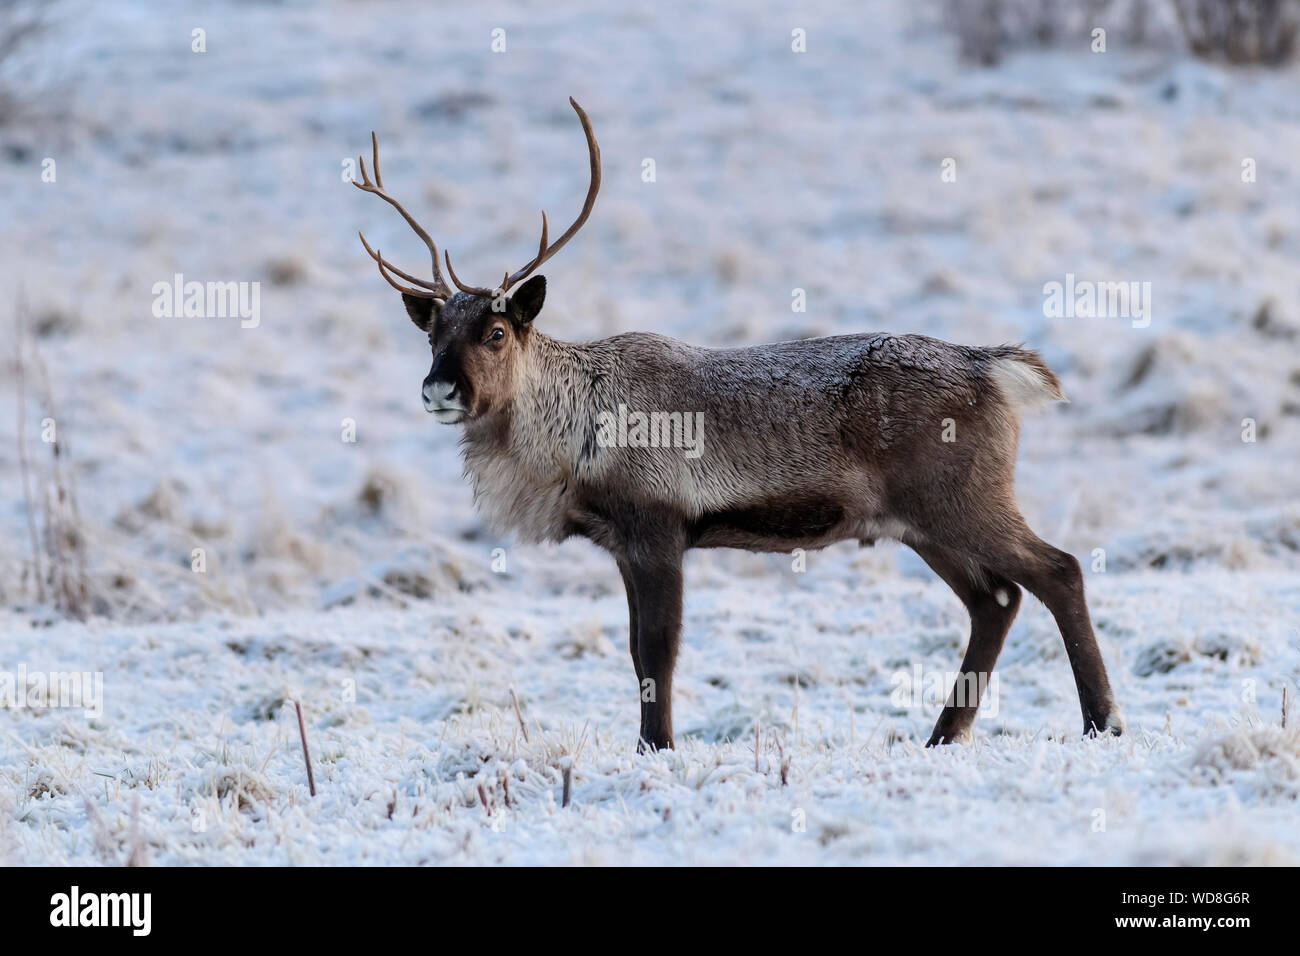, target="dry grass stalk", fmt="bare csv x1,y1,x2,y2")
14,302,89,618
14,307,43,603
509,687,529,743
294,700,317,796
